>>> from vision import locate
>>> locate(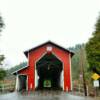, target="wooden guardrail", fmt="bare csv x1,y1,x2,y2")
0,83,15,92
